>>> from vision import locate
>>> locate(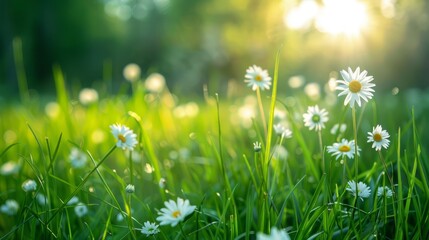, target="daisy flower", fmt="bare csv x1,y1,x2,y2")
156,197,196,227
377,186,393,198
244,65,272,91
0,199,19,216
336,67,375,108
303,105,329,131
257,227,291,240
67,196,79,205
74,202,88,218
22,179,37,192
253,141,262,152
330,123,347,135
36,193,49,206
110,124,138,151
141,221,160,237
69,148,88,169
346,180,371,201
367,125,390,151
0,161,20,176
123,63,141,82
273,124,293,139
125,184,135,194
327,139,360,160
